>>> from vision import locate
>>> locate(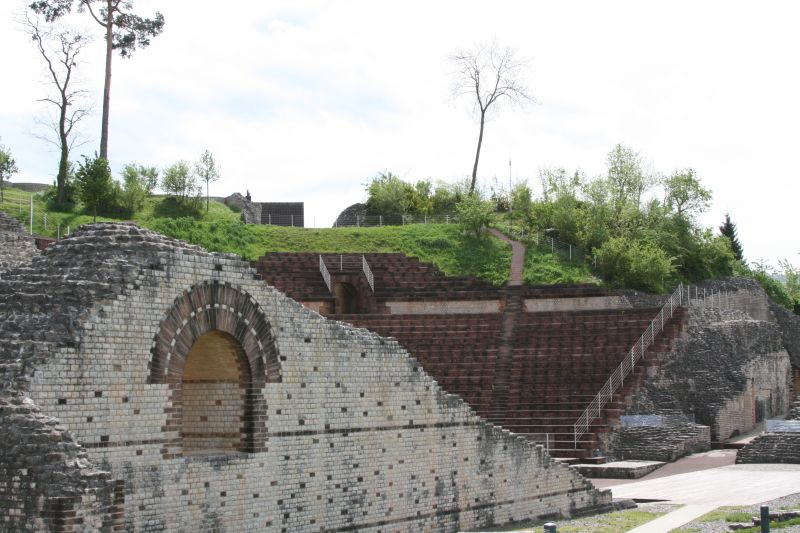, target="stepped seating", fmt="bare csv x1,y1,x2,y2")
333,306,687,458
331,312,503,416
